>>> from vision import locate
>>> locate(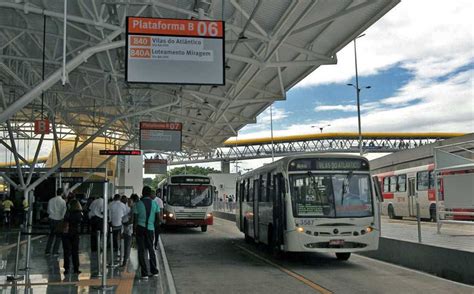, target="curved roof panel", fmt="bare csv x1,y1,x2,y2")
0,0,400,154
